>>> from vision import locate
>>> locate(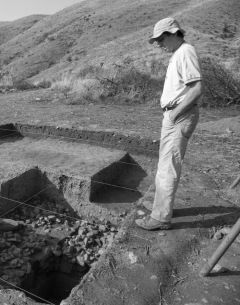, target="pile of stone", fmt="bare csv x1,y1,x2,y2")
1,196,118,288
0,228,48,286
60,219,117,267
